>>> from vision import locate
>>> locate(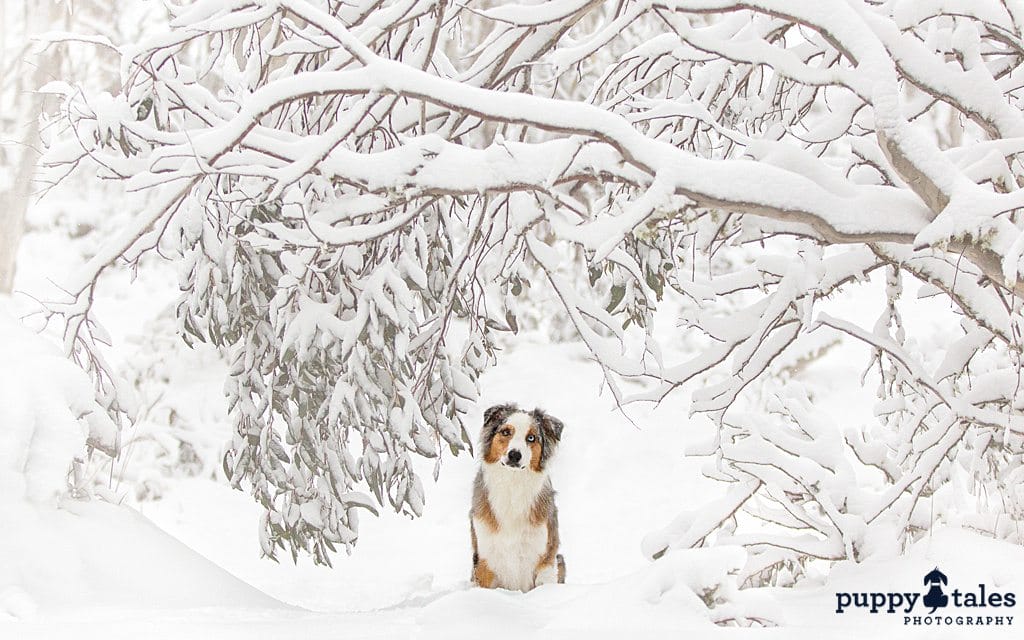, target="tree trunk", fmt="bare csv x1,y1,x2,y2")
0,118,39,294
0,2,63,293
